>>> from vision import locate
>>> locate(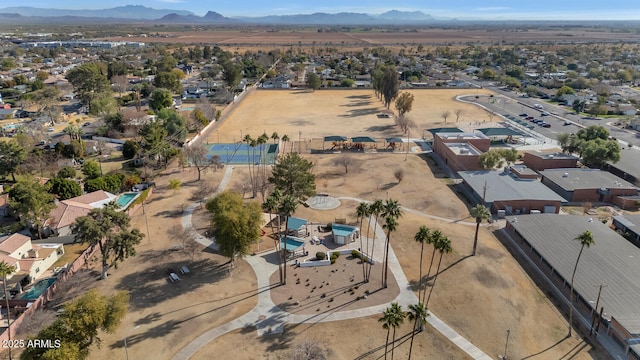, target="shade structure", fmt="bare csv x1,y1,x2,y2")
428,127,463,136
351,136,376,143
323,135,348,142
476,127,524,137
385,137,404,143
